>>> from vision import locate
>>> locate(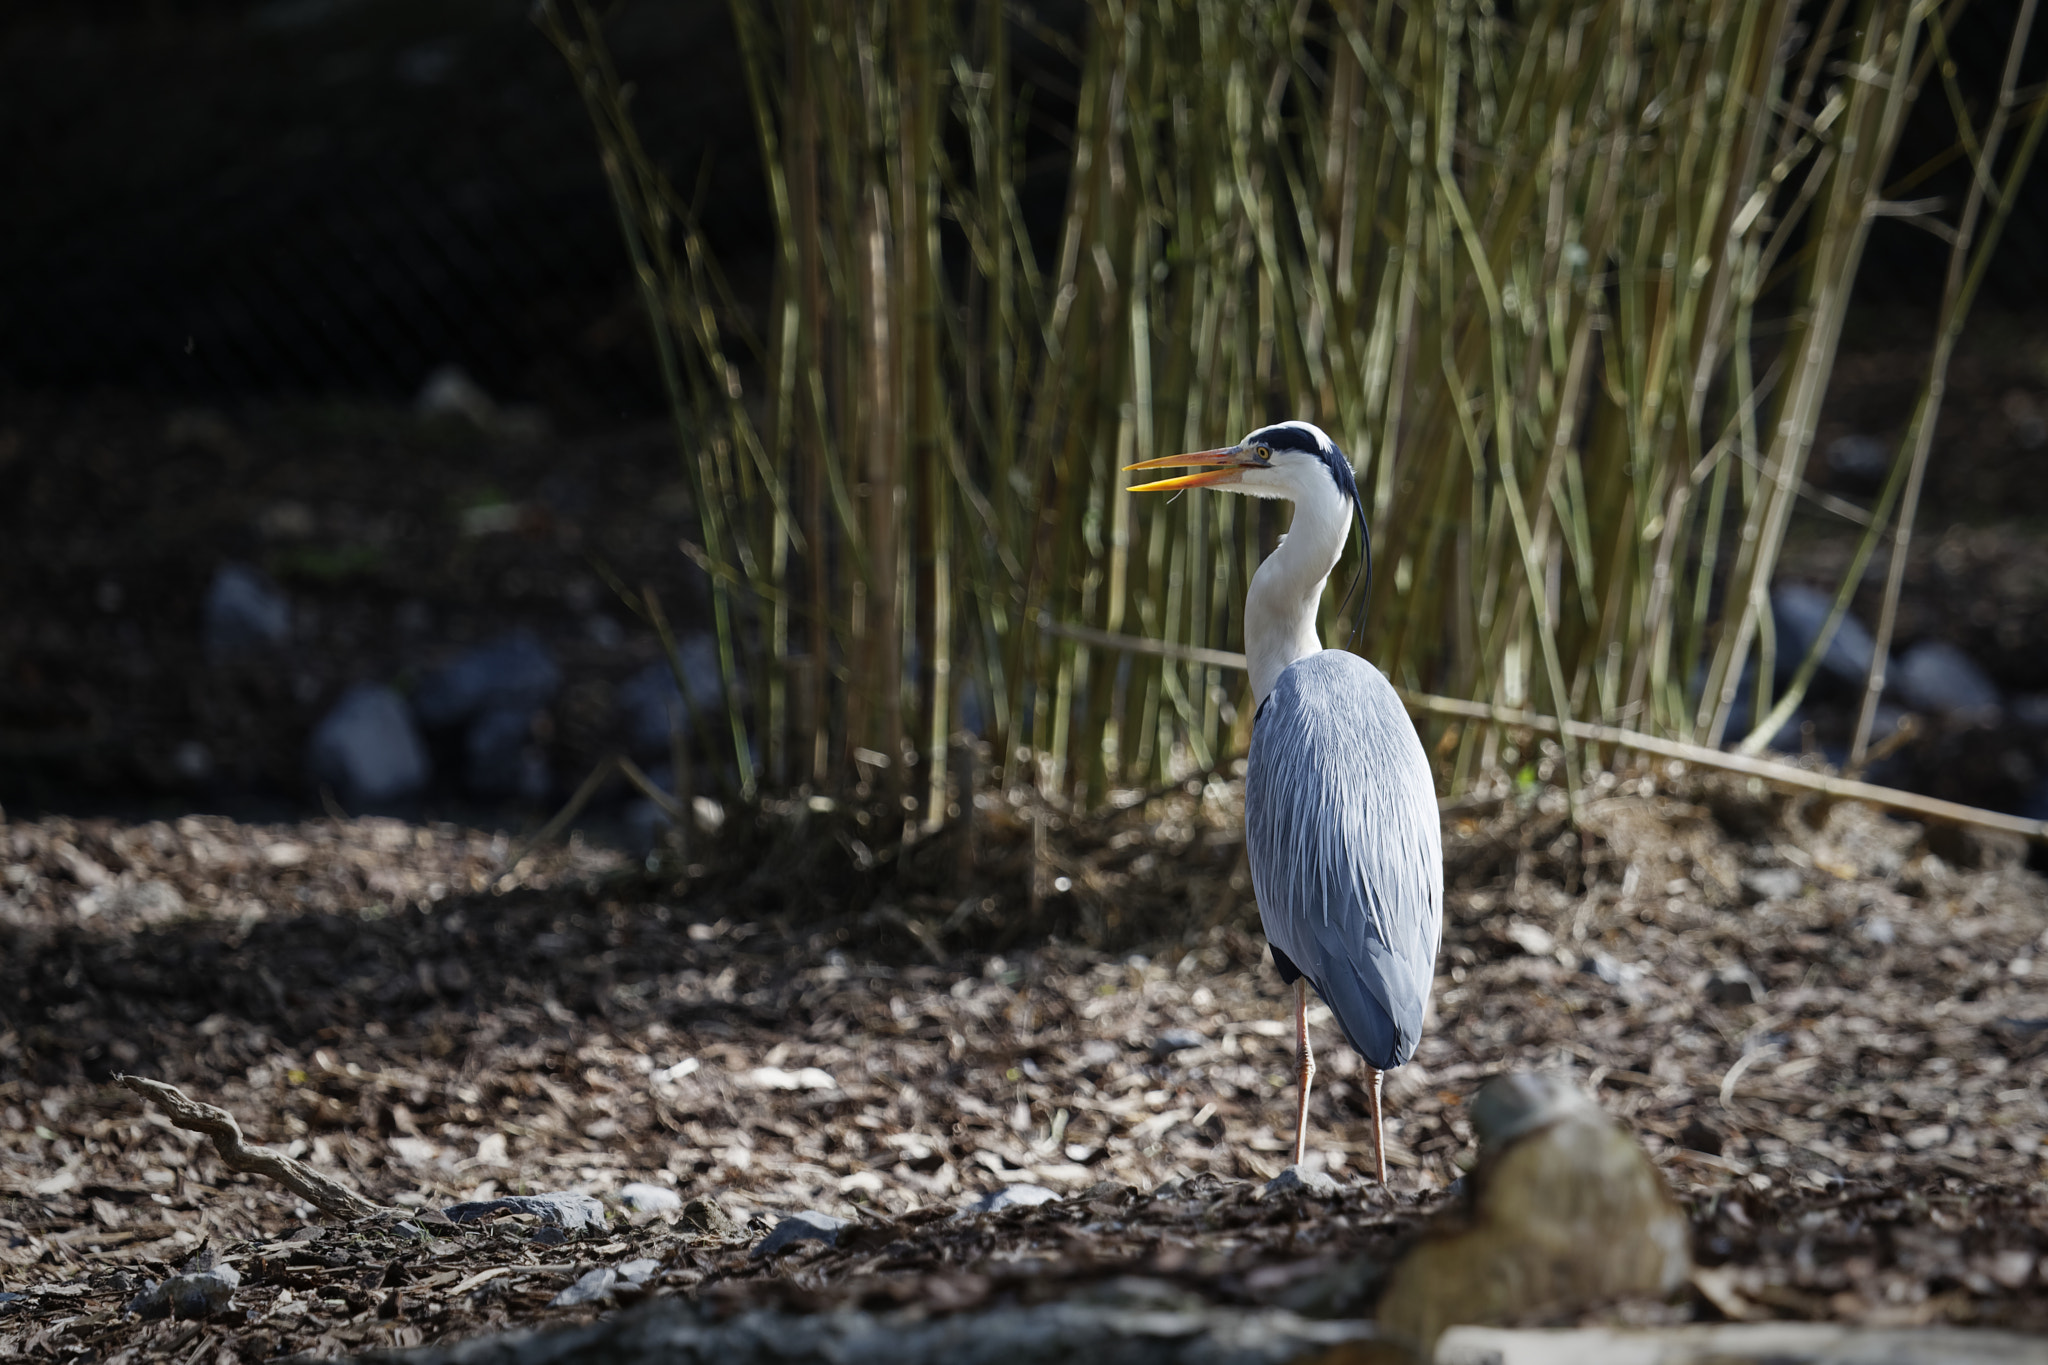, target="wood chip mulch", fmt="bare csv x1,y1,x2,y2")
2,770,2046,1360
